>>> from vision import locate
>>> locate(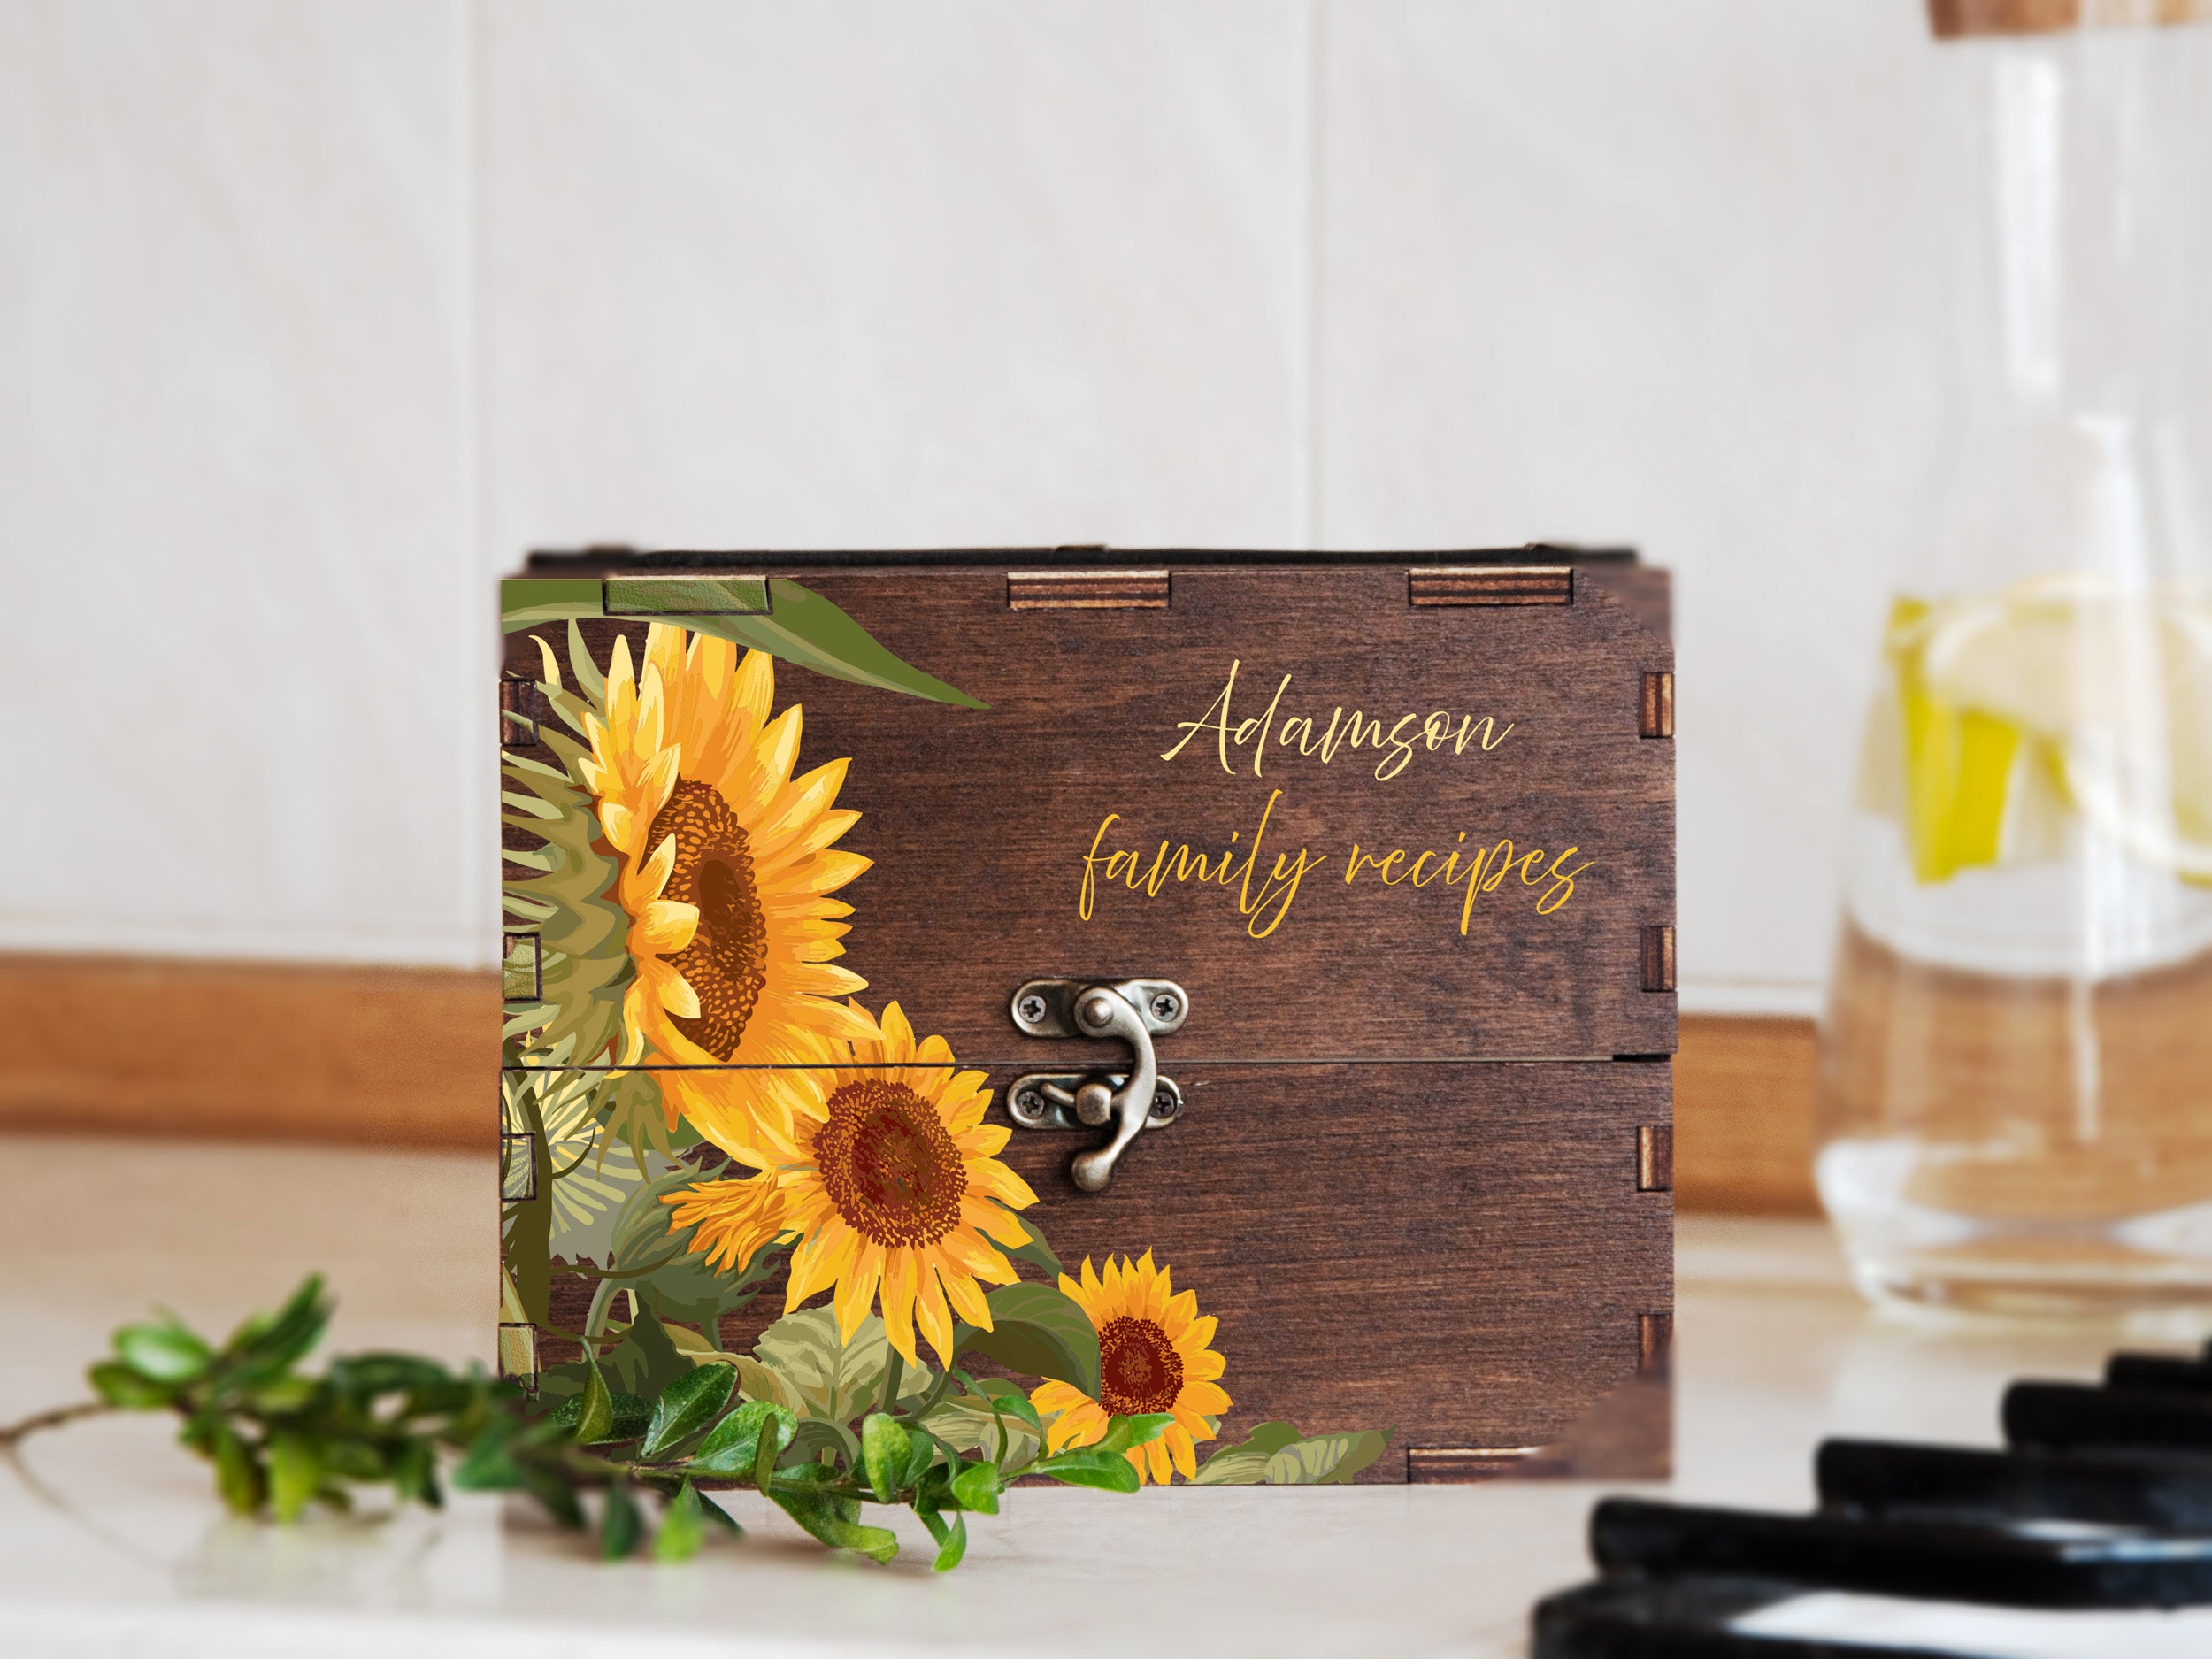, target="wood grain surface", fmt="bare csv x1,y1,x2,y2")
0,956,1801,1218
541,1056,1675,1480
505,562,1676,1064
